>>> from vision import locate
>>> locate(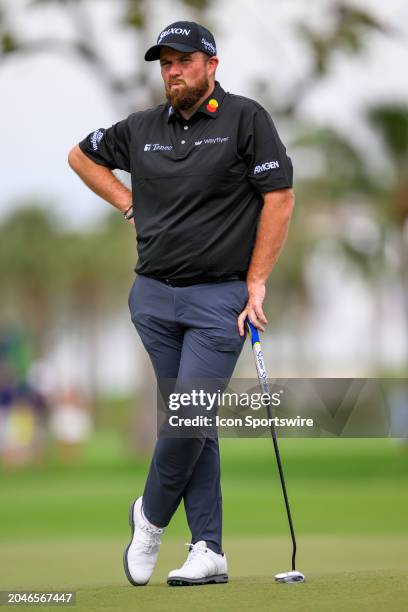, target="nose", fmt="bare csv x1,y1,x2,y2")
168,62,182,77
